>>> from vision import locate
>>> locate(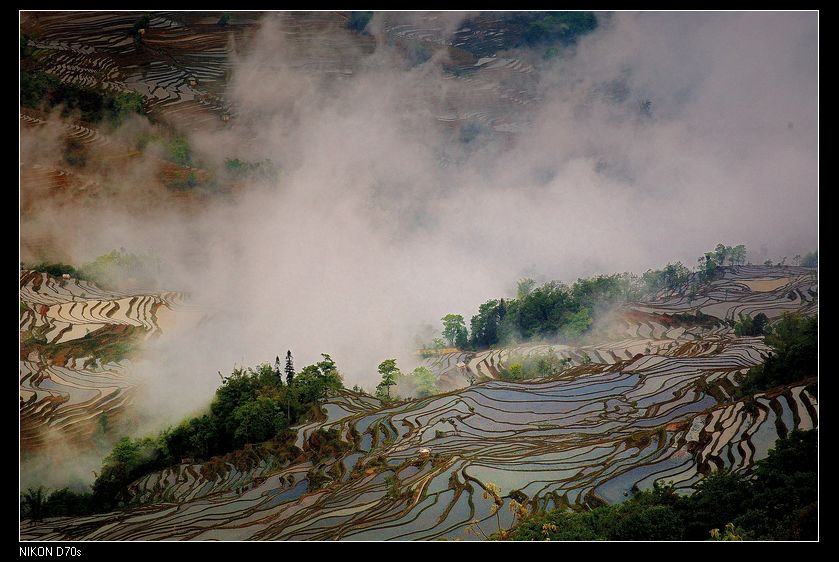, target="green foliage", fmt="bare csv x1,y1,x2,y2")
517,278,536,299
218,13,231,27
376,359,401,399
470,274,644,349
20,70,145,126
736,313,817,397
503,430,817,541
506,363,524,380
232,397,288,447
346,11,373,33
185,171,199,188
441,314,468,348
711,243,747,267
500,12,598,48
570,274,637,312
733,312,771,337
801,251,818,267
21,33,34,59
384,475,399,498
505,281,575,340
710,522,744,541
562,308,592,339
92,436,168,509
28,261,86,280
28,488,97,519
110,92,145,125
307,427,350,462
78,248,160,290
20,487,47,520
166,135,191,166
63,137,88,167
469,299,507,349
734,429,817,539
731,244,747,266
23,357,343,519
641,262,691,295
500,348,570,381
410,366,438,398
375,385,392,402
224,158,279,182
136,131,162,151
293,354,343,403
695,243,747,285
